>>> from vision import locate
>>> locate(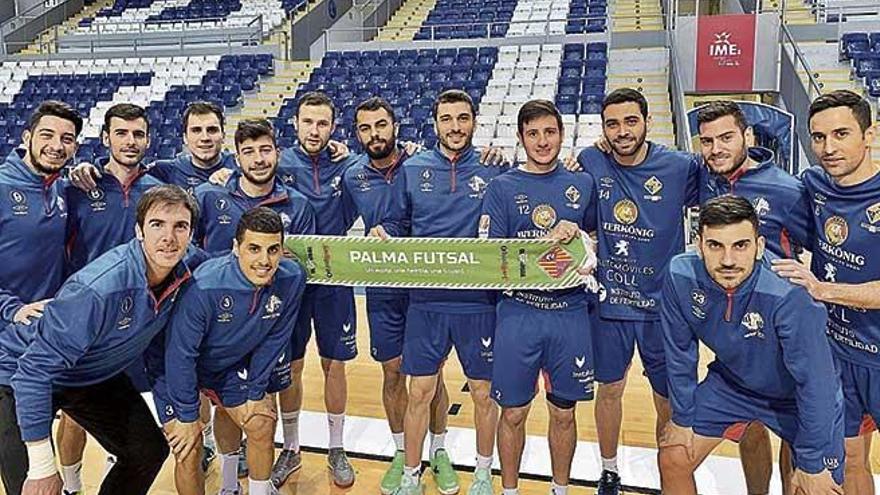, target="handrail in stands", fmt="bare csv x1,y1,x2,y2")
814,0,880,23
781,22,823,99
